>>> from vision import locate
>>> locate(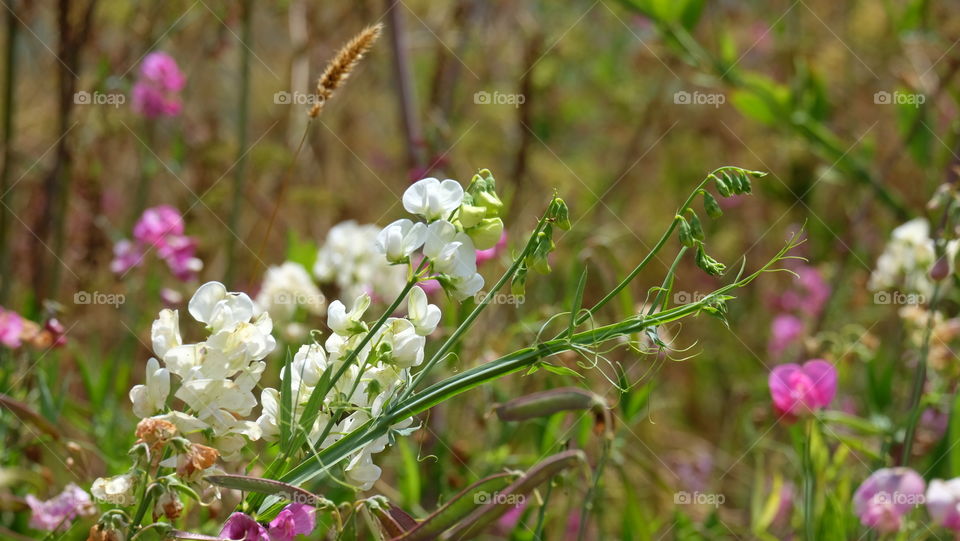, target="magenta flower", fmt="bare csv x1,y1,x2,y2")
112,205,202,281
221,512,269,541
768,359,836,419
475,230,507,265
221,504,315,541
131,52,185,118
25,484,95,531
767,313,804,357
853,468,925,533
133,205,184,247
775,265,830,317
267,503,315,541
927,478,960,531
0,307,24,348
110,239,143,274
